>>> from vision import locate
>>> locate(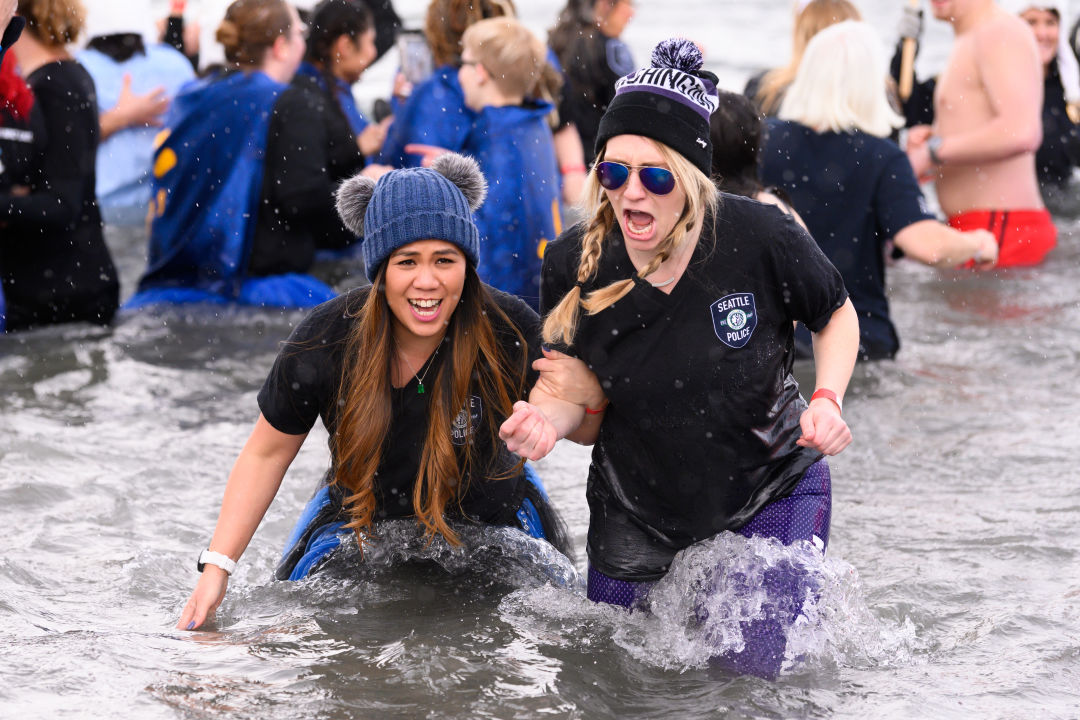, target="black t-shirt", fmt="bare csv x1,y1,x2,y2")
760,120,935,360
555,32,634,165
250,75,366,277
541,194,848,581
0,60,118,330
257,284,544,525
0,104,37,193
1036,63,1080,188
